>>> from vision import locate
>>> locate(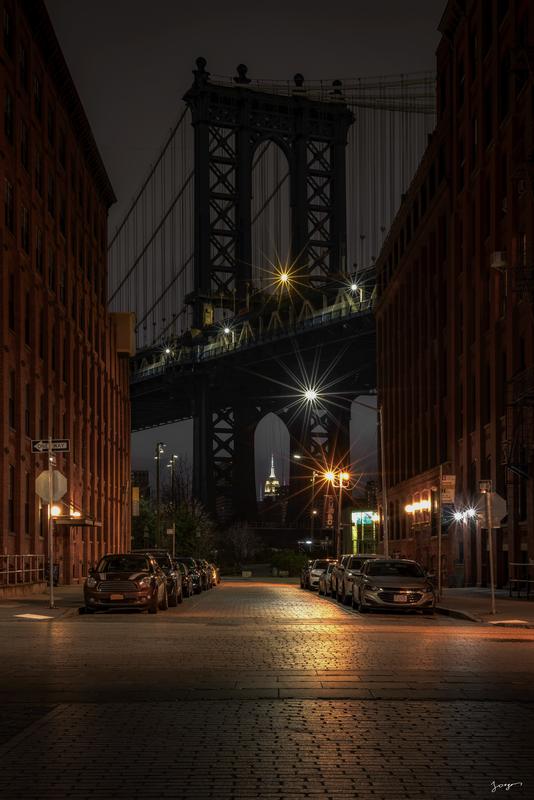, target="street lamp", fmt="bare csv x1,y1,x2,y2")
154,442,166,545
167,454,179,508
292,453,319,546
325,469,353,559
